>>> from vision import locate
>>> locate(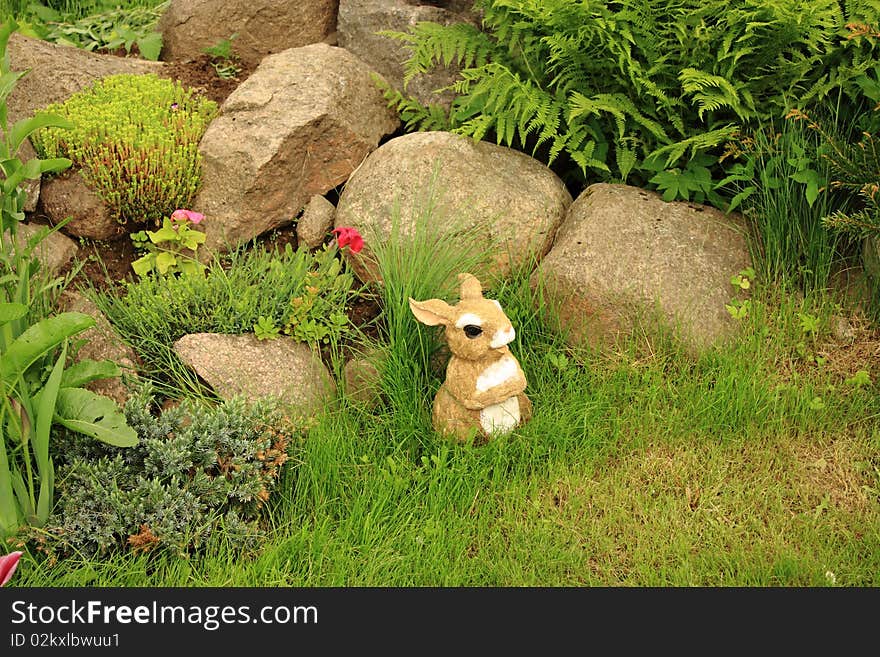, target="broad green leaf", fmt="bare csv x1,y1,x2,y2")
792,168,821,207
0,20,18,63
54,388,138,447
8,113,74,155
179,260,206,277
2,156,72,195
148,222,178,244
60,359,121,388
181,230,206,250
155,251,176,274
27,4,61,22
34,343,66,473
726,187,756,213
136,32,163,61
35,457,53,526
0,312,94,384
131,253,155,277
0,302,26,324
0,426,21,537
10,467,31,521
0,70,26,107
